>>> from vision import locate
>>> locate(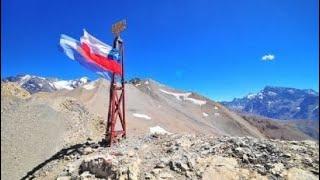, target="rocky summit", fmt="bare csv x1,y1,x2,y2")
25,134,319,180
